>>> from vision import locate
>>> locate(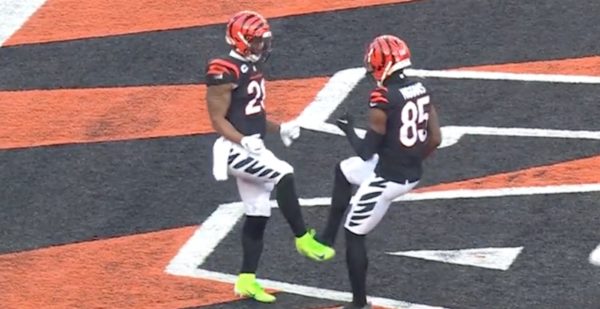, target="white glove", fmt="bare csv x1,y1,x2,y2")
280,121,301,147
240,134,265,154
